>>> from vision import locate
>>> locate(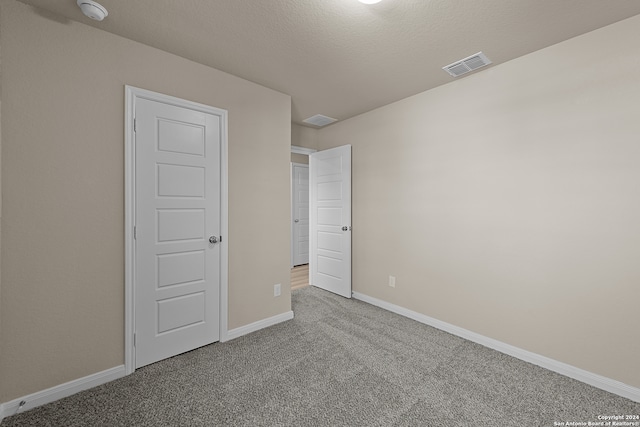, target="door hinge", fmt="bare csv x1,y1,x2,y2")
134,226,137,240
133,118,137,132
133,332,136,347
